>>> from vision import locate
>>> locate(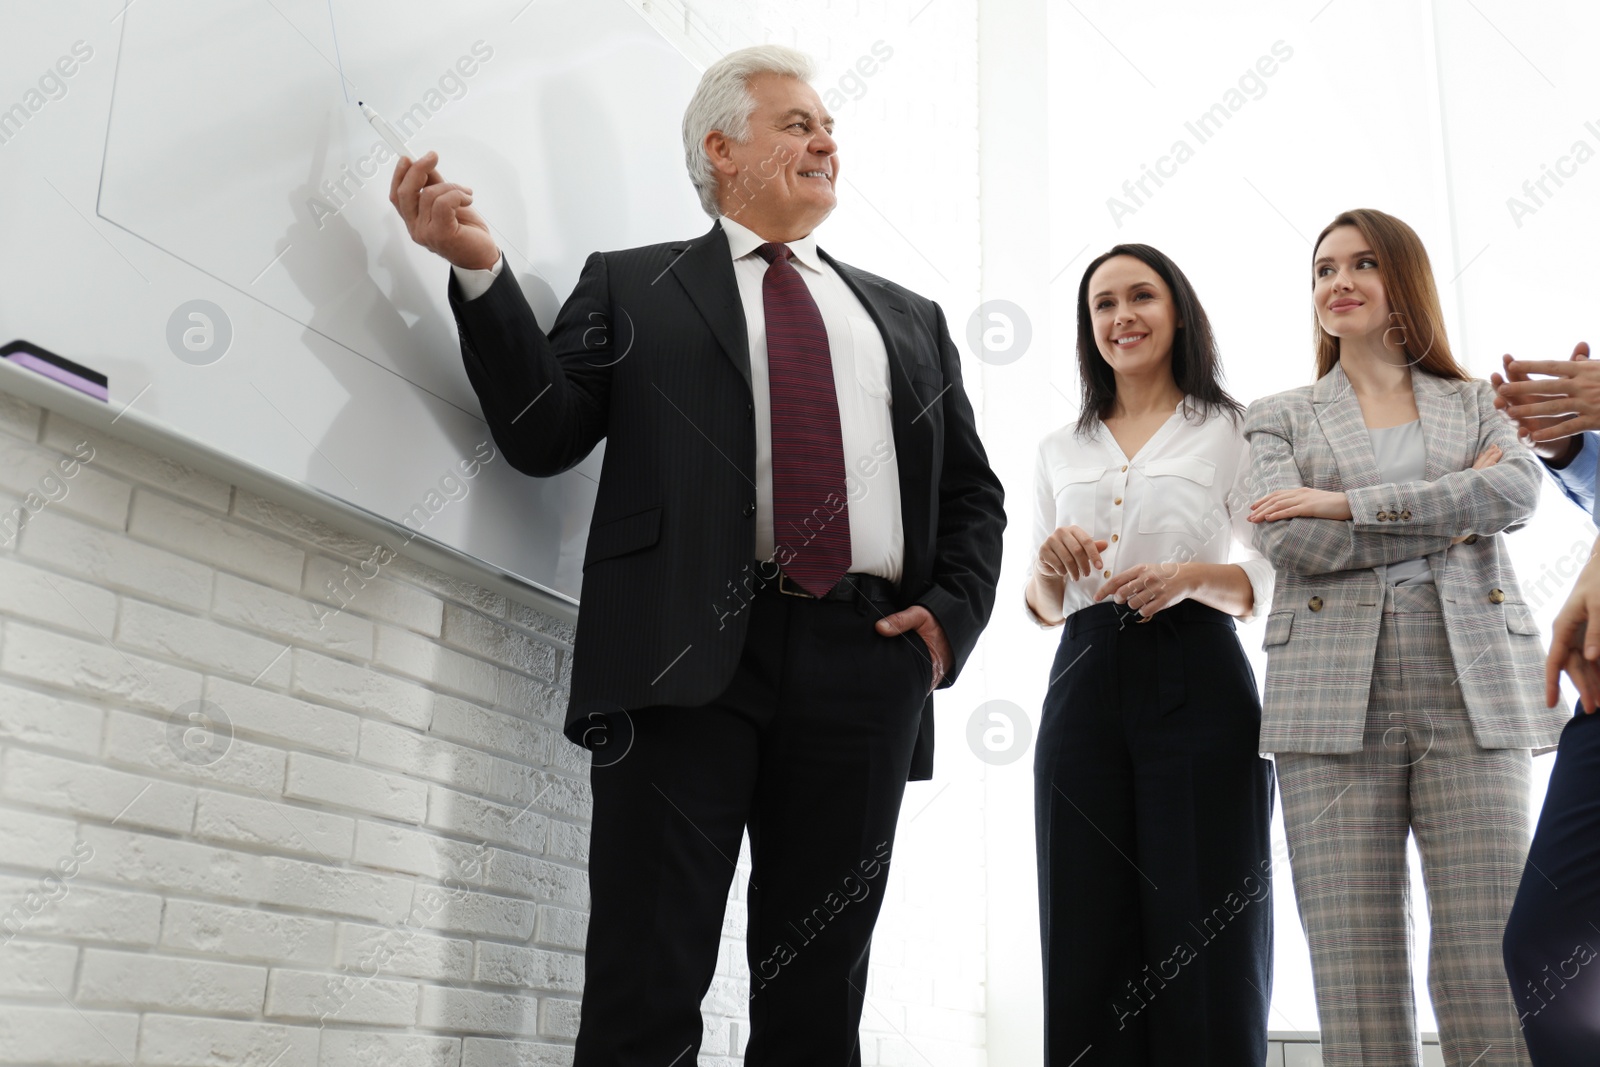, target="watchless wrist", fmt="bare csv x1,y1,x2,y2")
1546,436,1584,470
